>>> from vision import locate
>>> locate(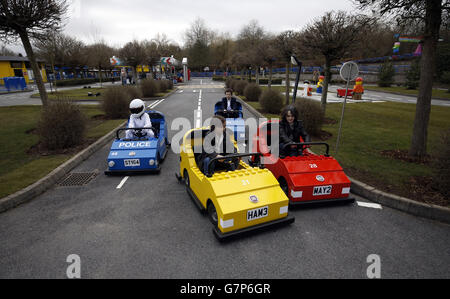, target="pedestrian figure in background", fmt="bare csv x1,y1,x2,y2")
313,70,320,85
